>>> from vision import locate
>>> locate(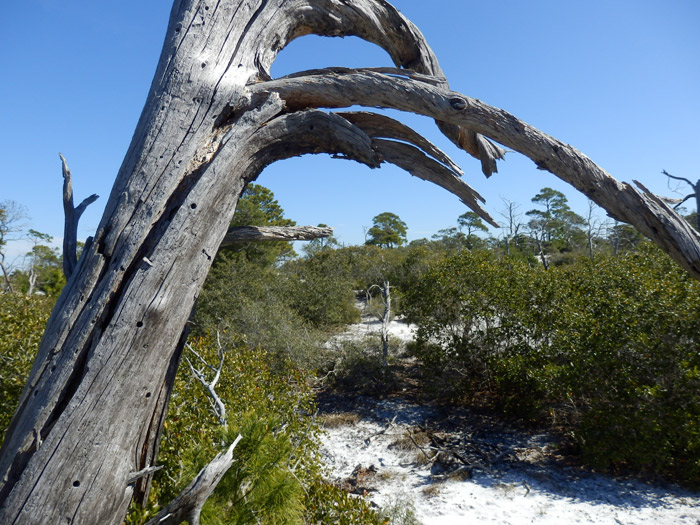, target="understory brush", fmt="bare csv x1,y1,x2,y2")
0,293,54,447
405,244,700,487
128,331,382,524
324,336,404,396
